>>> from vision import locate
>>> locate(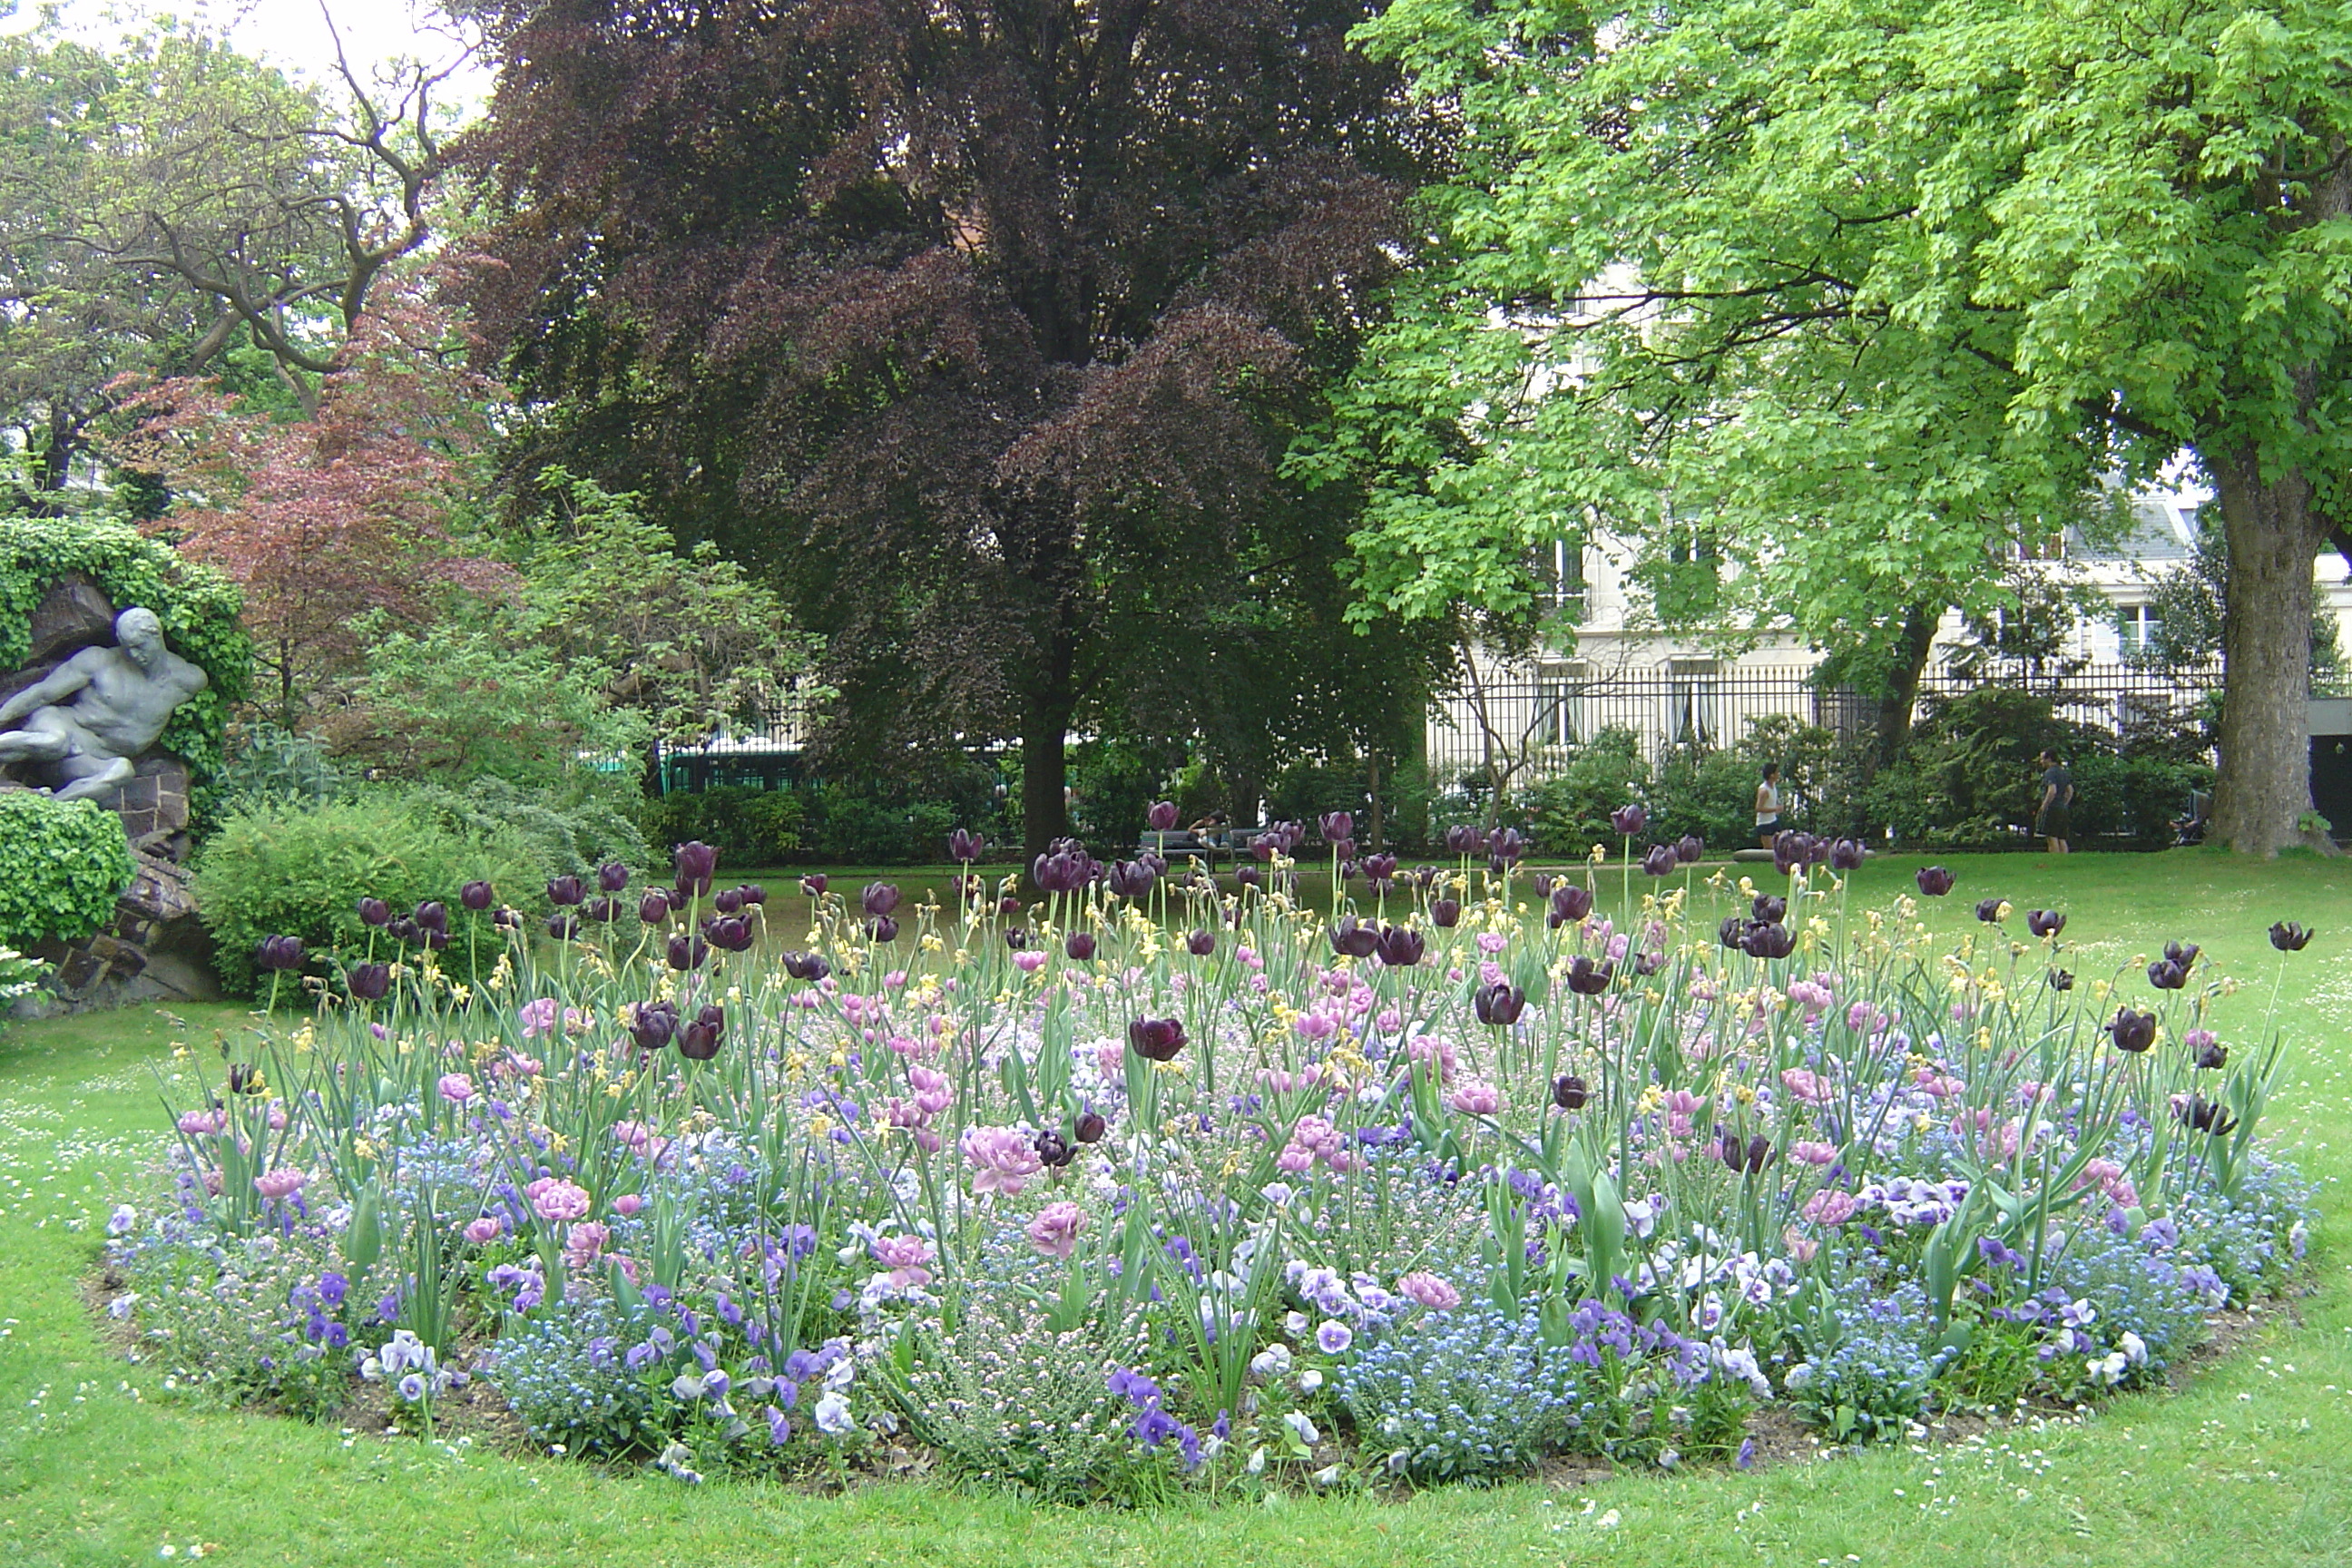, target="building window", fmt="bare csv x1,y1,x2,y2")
1664,659,1720,748
1535,661,1586,747
2119,603,2161,657
1533,538,1586,614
